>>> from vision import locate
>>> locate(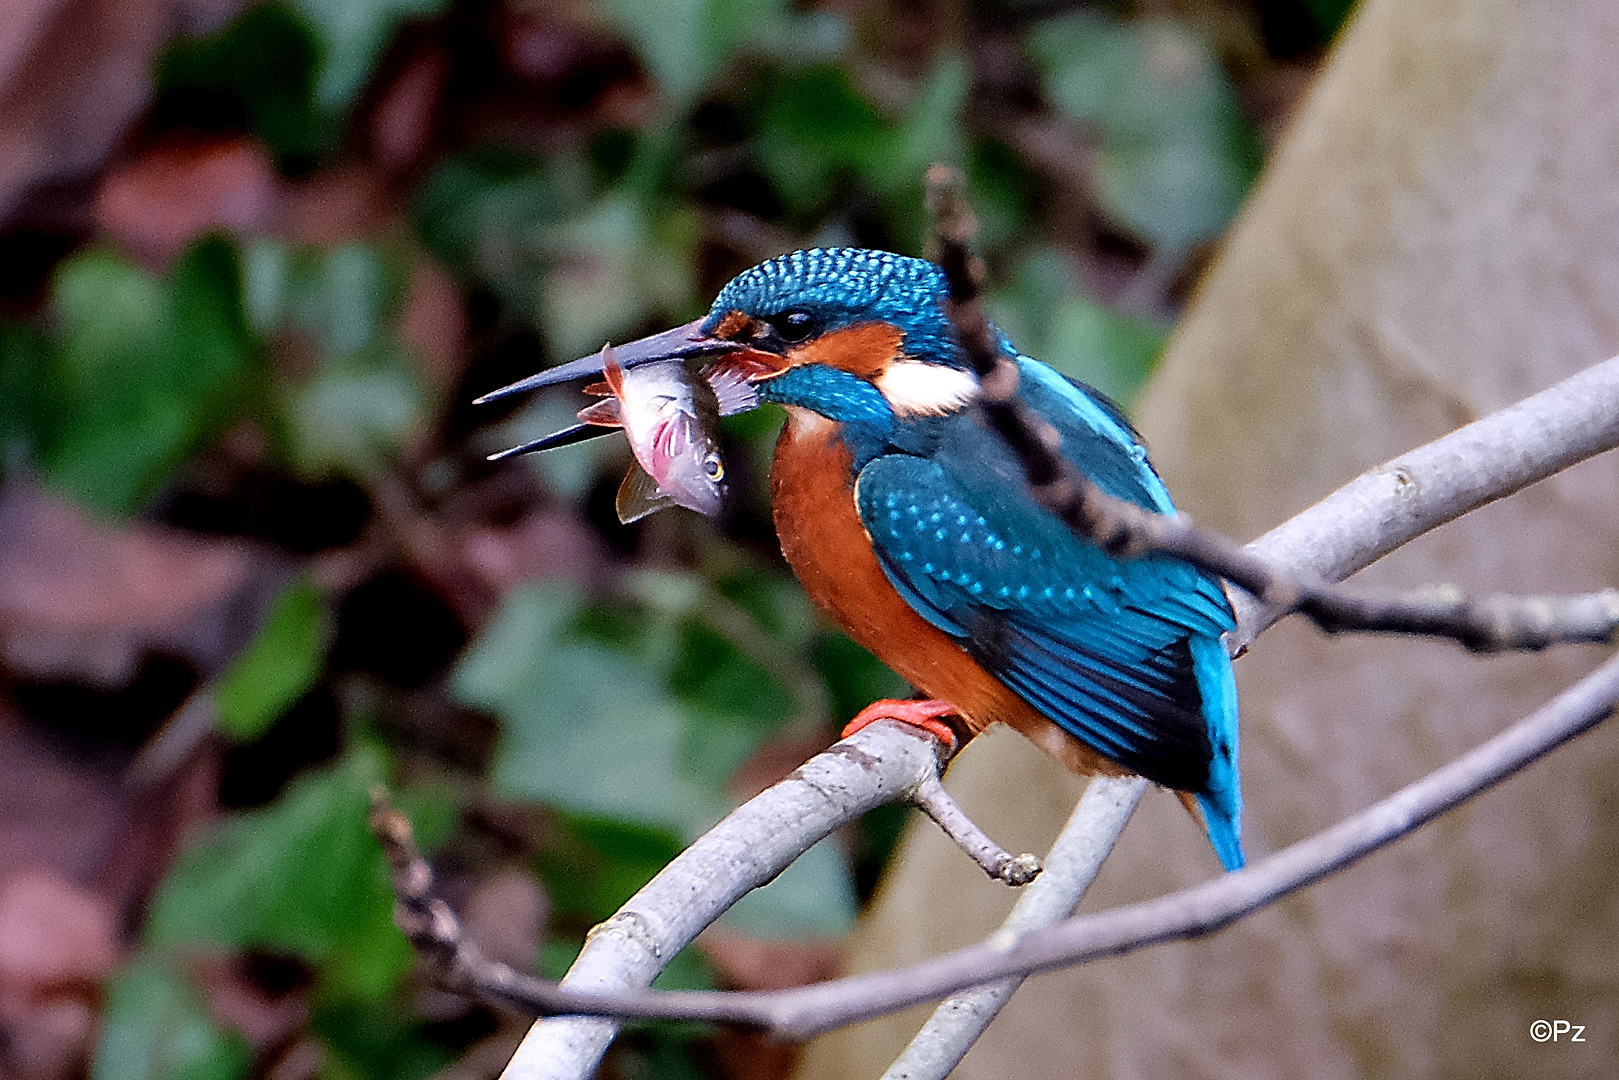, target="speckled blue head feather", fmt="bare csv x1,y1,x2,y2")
703,248,961,367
